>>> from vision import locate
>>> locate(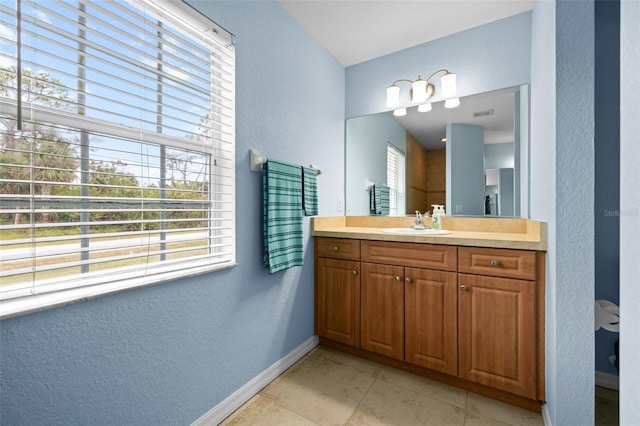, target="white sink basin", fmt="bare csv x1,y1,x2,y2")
380,228,451,235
